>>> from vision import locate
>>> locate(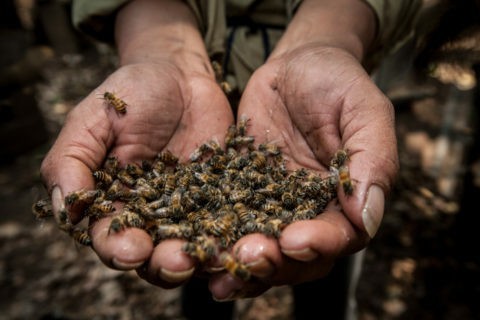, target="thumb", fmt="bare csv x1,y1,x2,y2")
339,92,398,239
41,108,110,223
